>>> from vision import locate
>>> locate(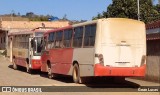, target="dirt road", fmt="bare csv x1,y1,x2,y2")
0,55,159,95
